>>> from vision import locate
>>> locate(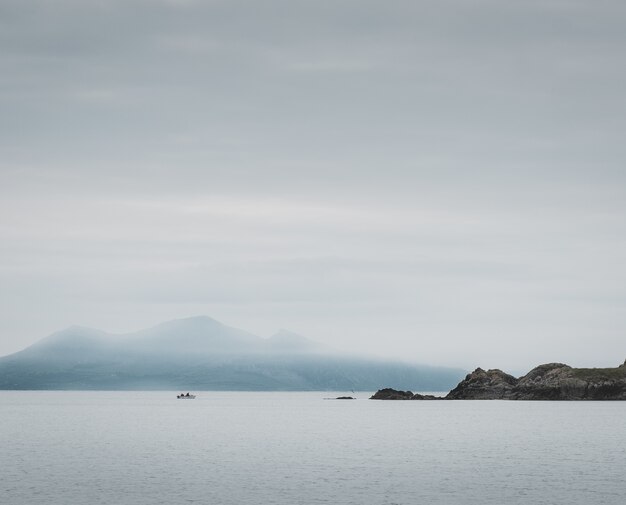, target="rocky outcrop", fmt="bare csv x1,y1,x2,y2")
370,388,442,400
371,360,626,400
447,361,626,400
511,362,626,400
446,368,518,399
